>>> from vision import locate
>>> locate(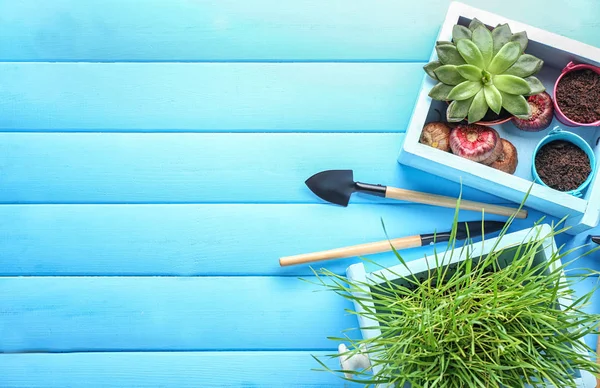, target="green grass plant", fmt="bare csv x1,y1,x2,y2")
309,198,600,387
